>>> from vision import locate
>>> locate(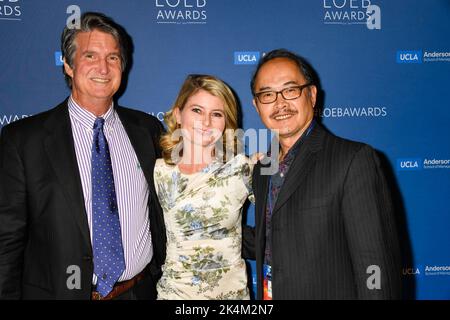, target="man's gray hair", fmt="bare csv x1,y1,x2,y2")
61,12,129,88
